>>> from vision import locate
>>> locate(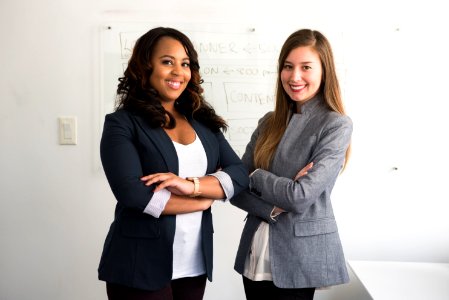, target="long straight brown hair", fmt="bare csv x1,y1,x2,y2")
253,29,350,170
